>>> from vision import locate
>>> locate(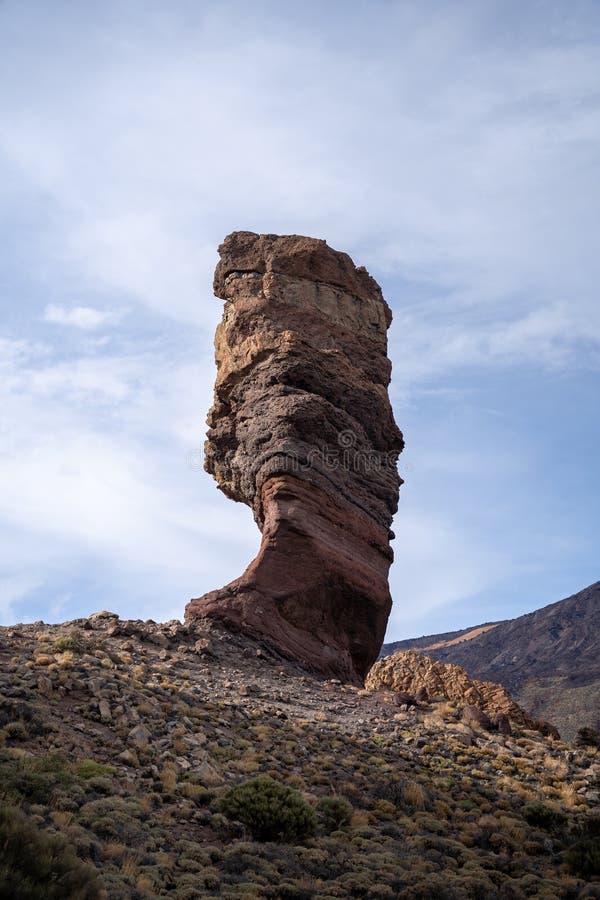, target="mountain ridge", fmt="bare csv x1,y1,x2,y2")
382,581,600,741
